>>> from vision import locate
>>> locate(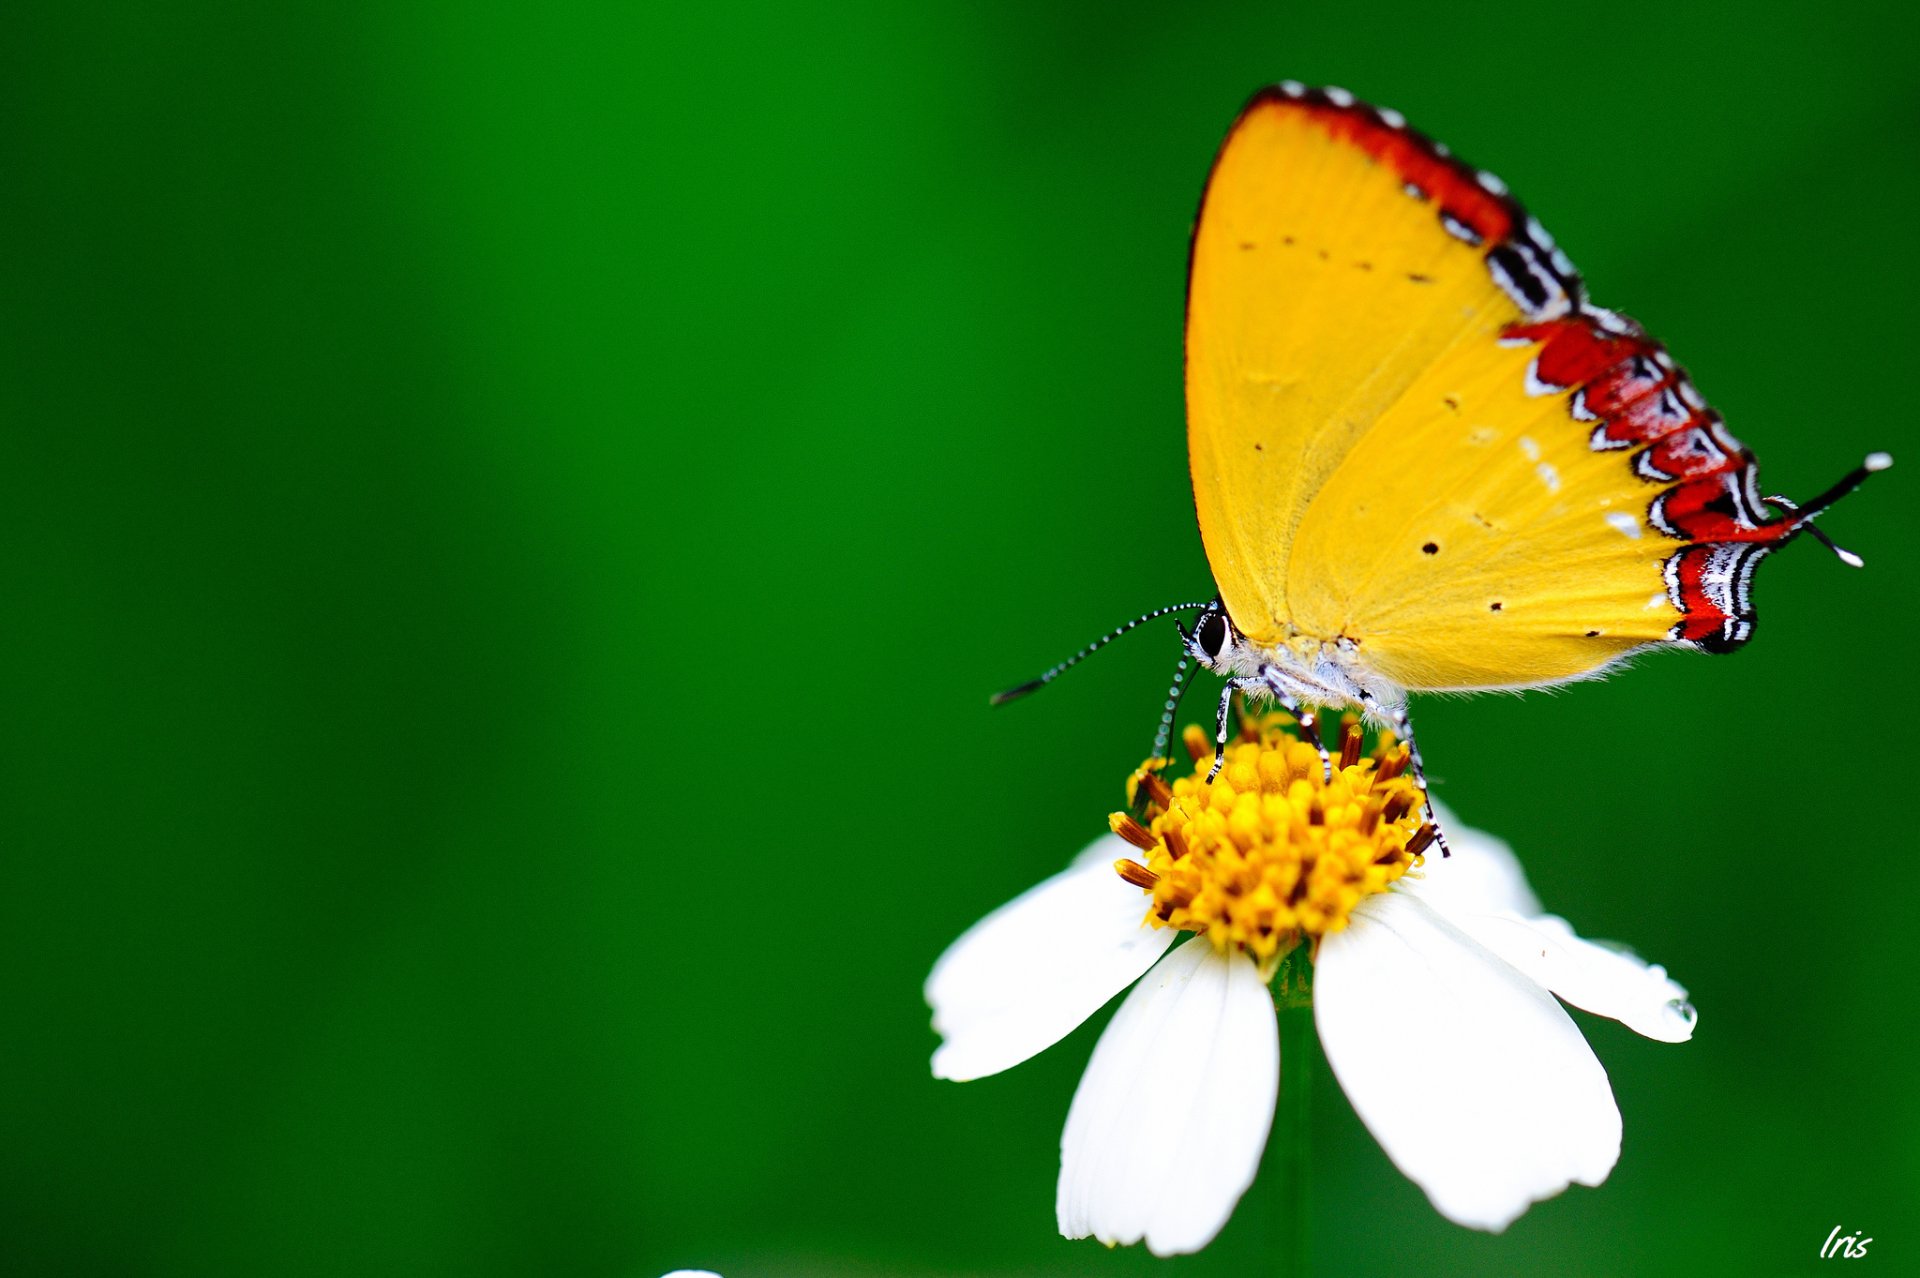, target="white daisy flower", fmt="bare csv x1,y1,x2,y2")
927,717,1694,1255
